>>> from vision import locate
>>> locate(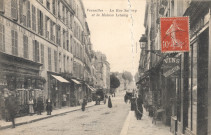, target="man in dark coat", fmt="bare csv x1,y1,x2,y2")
5,93,19,128
37,97,43,115
81,98,87,111
108,96,112,108
46,99,52,115
135,95,143,120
